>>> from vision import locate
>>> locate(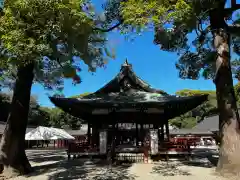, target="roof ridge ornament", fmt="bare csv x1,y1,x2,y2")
125,59,128,65
120,59,132,73
121,58,132,67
